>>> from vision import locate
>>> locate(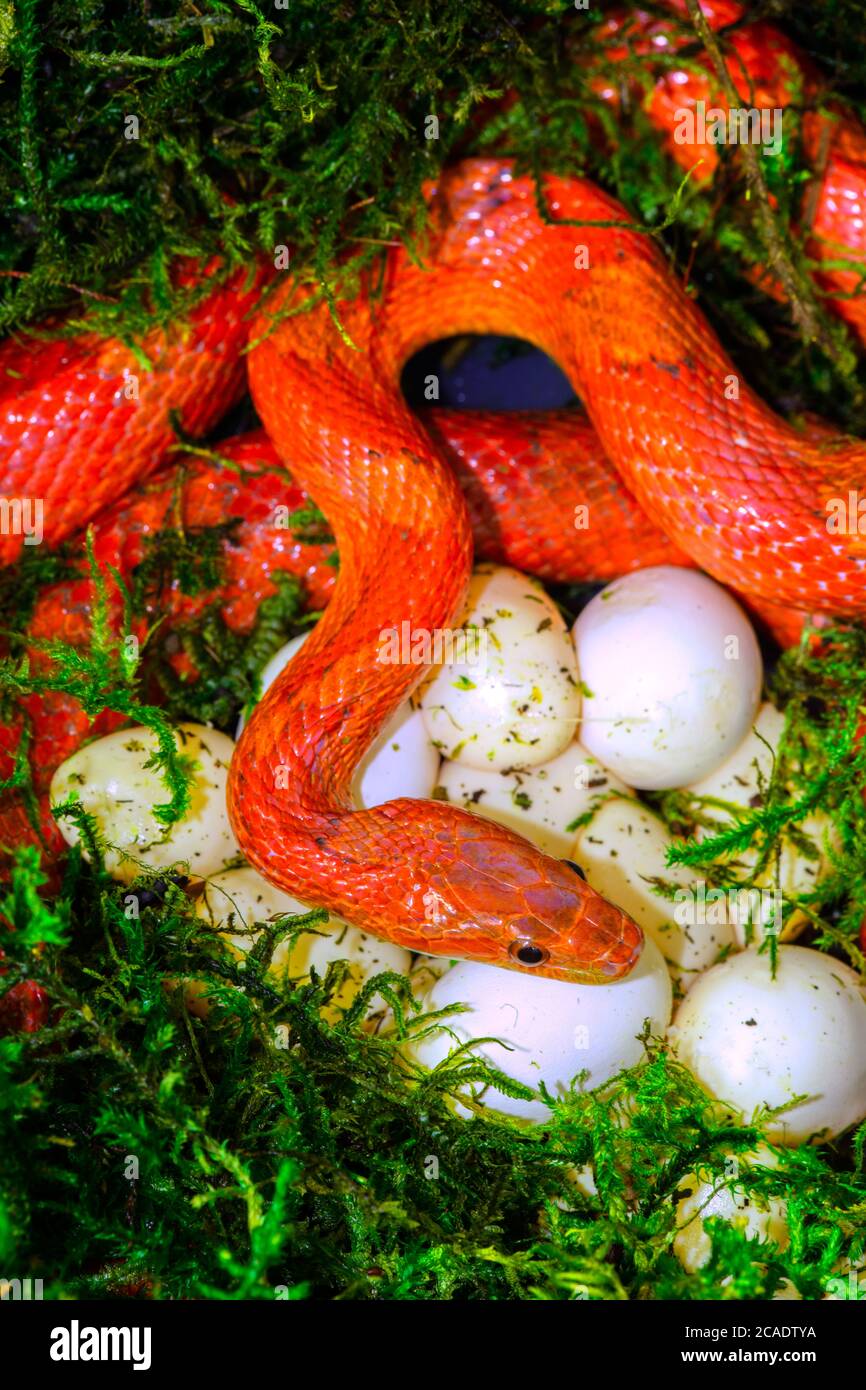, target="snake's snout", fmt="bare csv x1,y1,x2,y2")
432,822,645,984
550,859,644,984
571,887,644,984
